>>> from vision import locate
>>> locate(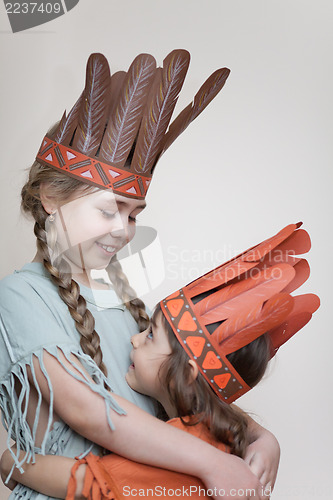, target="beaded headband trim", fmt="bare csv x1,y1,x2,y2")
37,136,151,199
